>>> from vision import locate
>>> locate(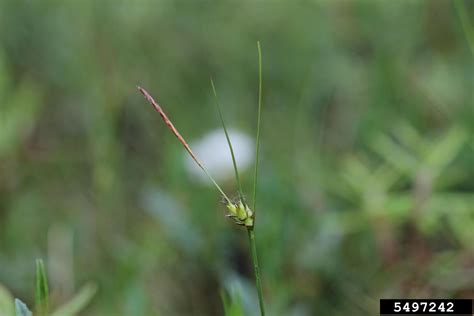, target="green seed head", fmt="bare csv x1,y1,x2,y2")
225,199,254,227
226,203,237,216
245,204,253,218
237,201,247,220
